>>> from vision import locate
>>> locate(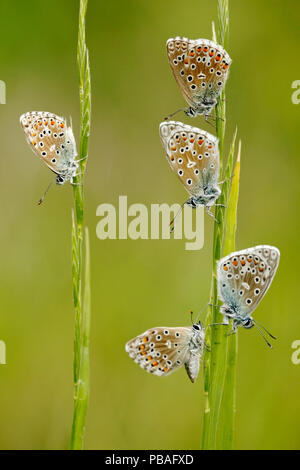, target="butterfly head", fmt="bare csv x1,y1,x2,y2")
56,175,65,185
191,321,205,346
237,316,254,330
56,160,79,185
